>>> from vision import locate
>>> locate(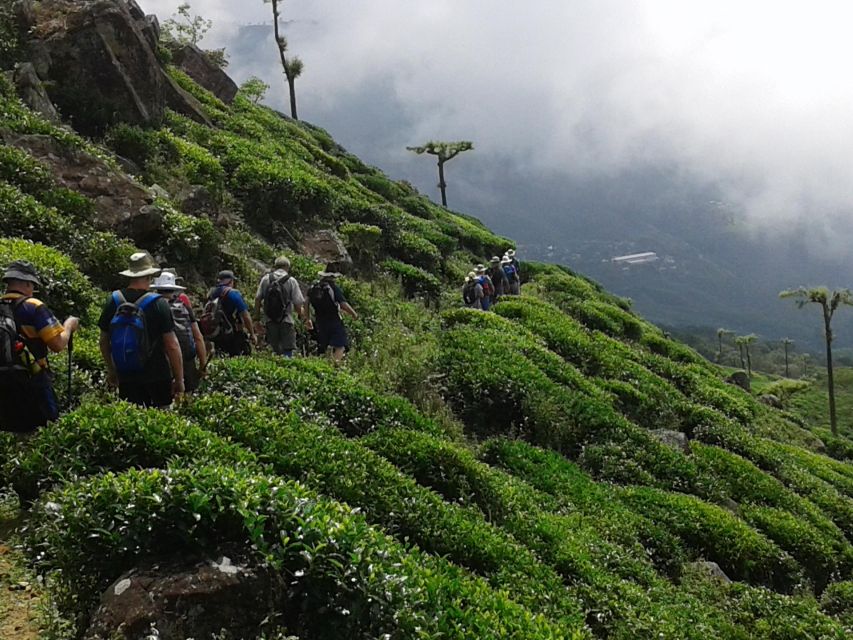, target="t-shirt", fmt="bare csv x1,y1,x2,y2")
313,281,347,325
98,288,175,383
255,270,305,324
208,285,249,325
2,291,62,365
